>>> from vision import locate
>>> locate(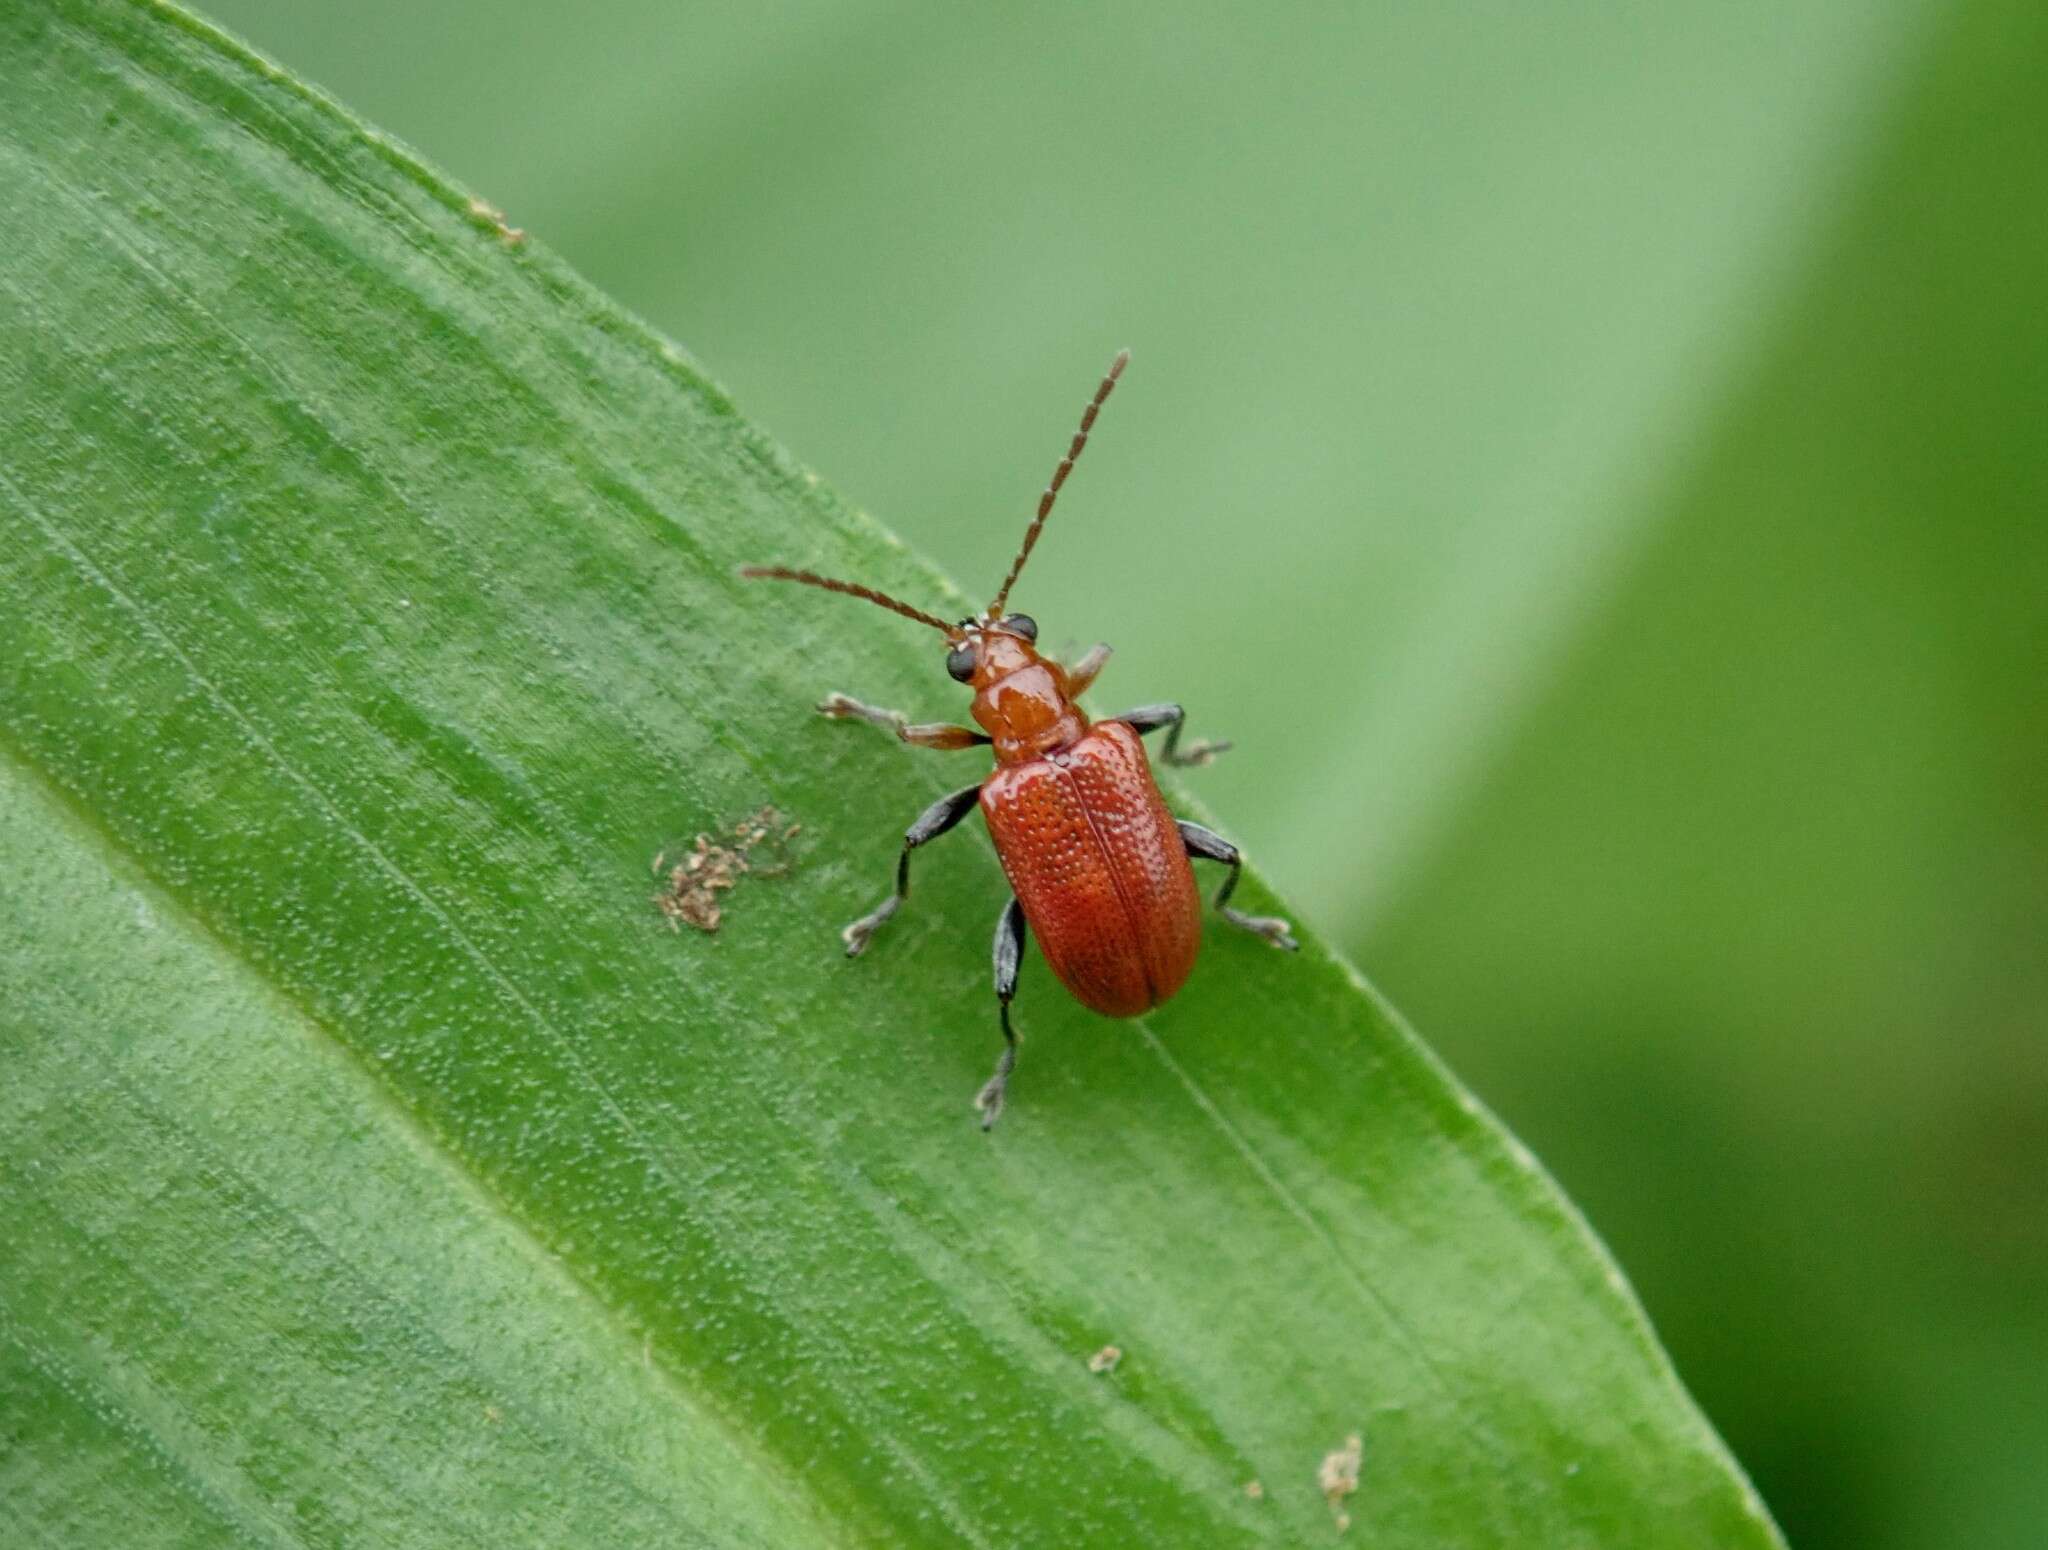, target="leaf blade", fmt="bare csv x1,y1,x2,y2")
0,3,1782,1544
